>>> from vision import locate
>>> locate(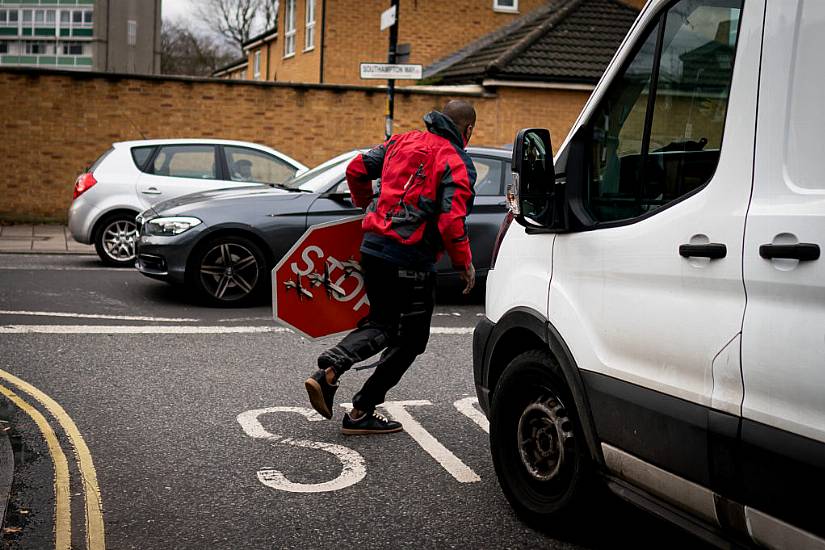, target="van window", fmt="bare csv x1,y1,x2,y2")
587,0,743,223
